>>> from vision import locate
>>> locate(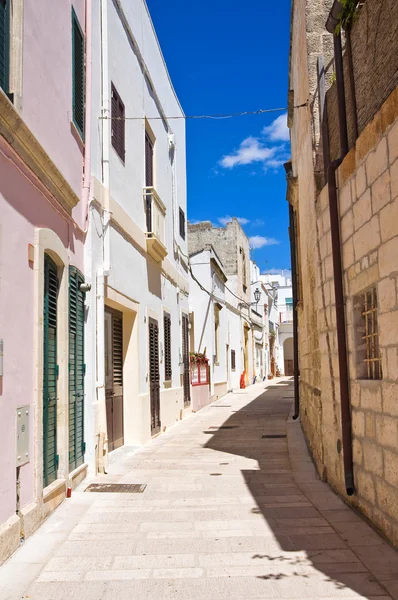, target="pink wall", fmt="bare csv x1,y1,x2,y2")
22,0,85,218
0,137,83,522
